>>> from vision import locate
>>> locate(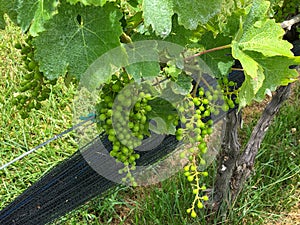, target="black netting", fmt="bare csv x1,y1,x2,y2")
0,72,245,225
